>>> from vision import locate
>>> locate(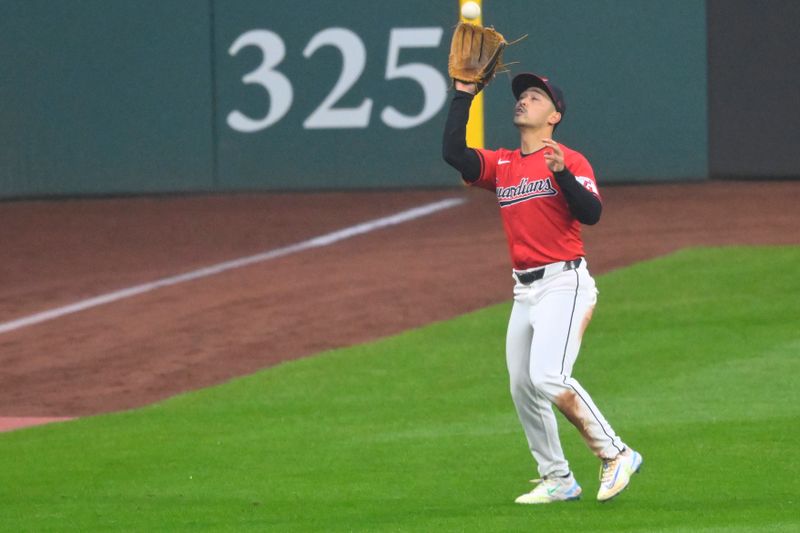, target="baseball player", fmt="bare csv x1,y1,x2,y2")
442,74,642,503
